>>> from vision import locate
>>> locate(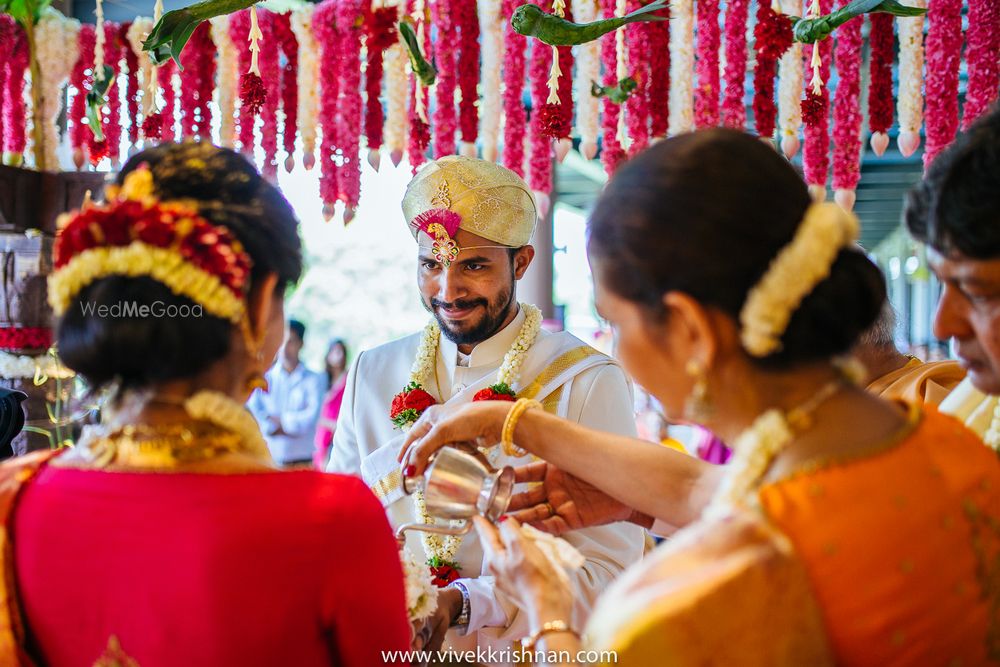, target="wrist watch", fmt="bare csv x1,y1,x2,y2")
449,581,471,628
